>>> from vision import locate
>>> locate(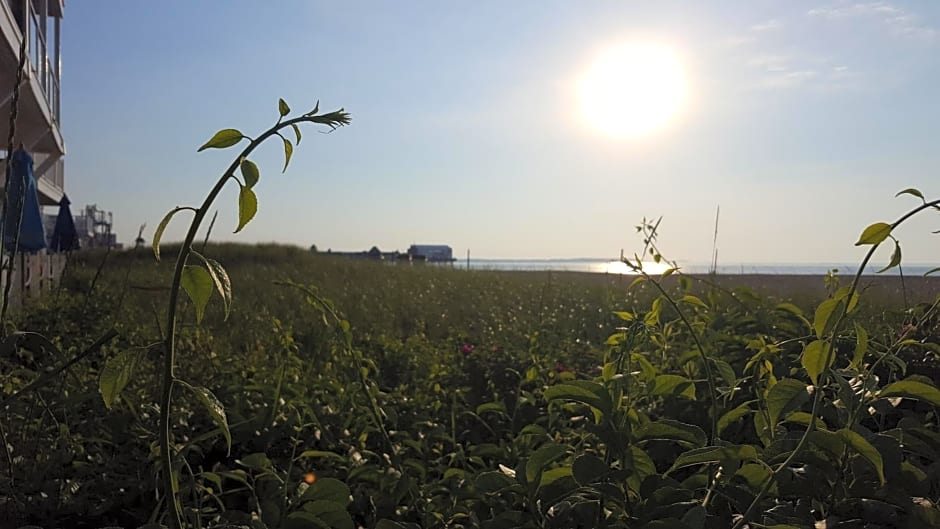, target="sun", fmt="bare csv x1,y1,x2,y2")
577,41,688,139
